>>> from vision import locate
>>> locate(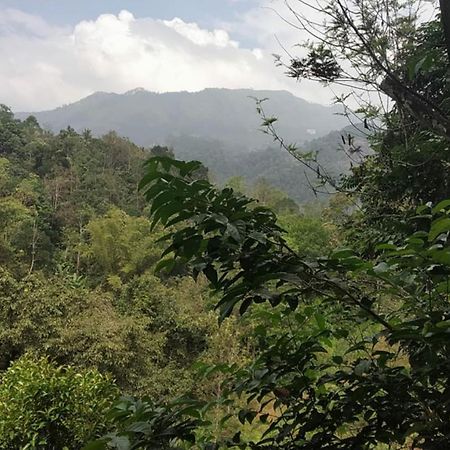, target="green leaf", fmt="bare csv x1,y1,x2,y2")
165,210,195,227
416,203,431,214
315,312,326,330
154,258,175,274
204,265,218,286
331,248,354,259
429,217,450,241
373,262,390,274
182,236,203,259
83,440,107,450
375,243,397,251
127,422,152,433
179,160,202,177
150,191,178,215
239,298,253,315
160,202,184,226
428,249,450,266
225,223,241,242
432,199,450,214
107,435,131,450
